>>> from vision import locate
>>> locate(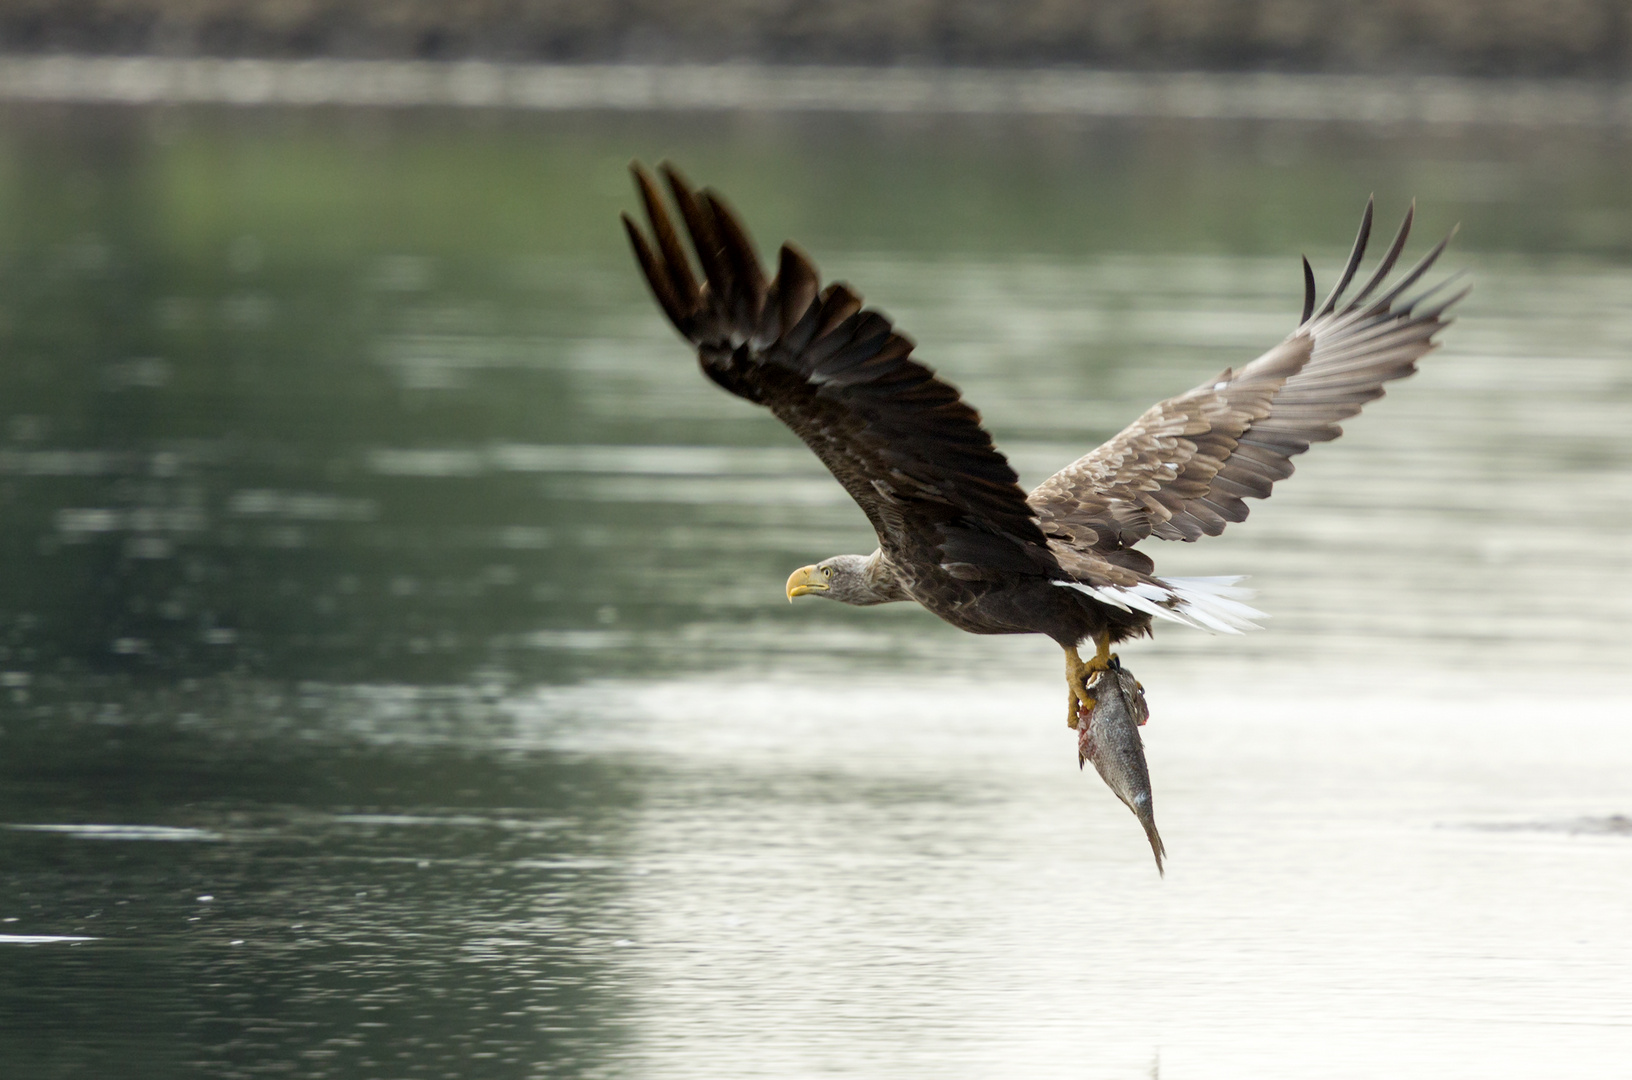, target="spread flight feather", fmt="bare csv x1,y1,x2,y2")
624,161,1462,643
